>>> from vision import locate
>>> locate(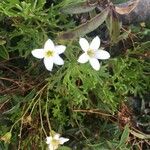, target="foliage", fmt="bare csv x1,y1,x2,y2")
0,0,150,150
